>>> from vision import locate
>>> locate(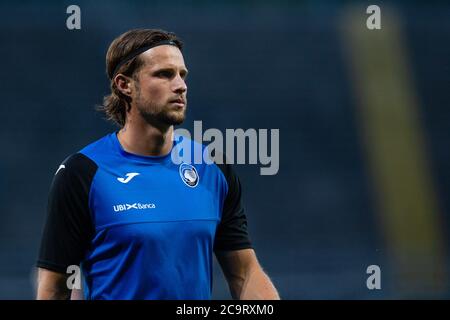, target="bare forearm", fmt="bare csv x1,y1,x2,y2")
36,268,71,300
232,266,280,300
37,287,71,300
